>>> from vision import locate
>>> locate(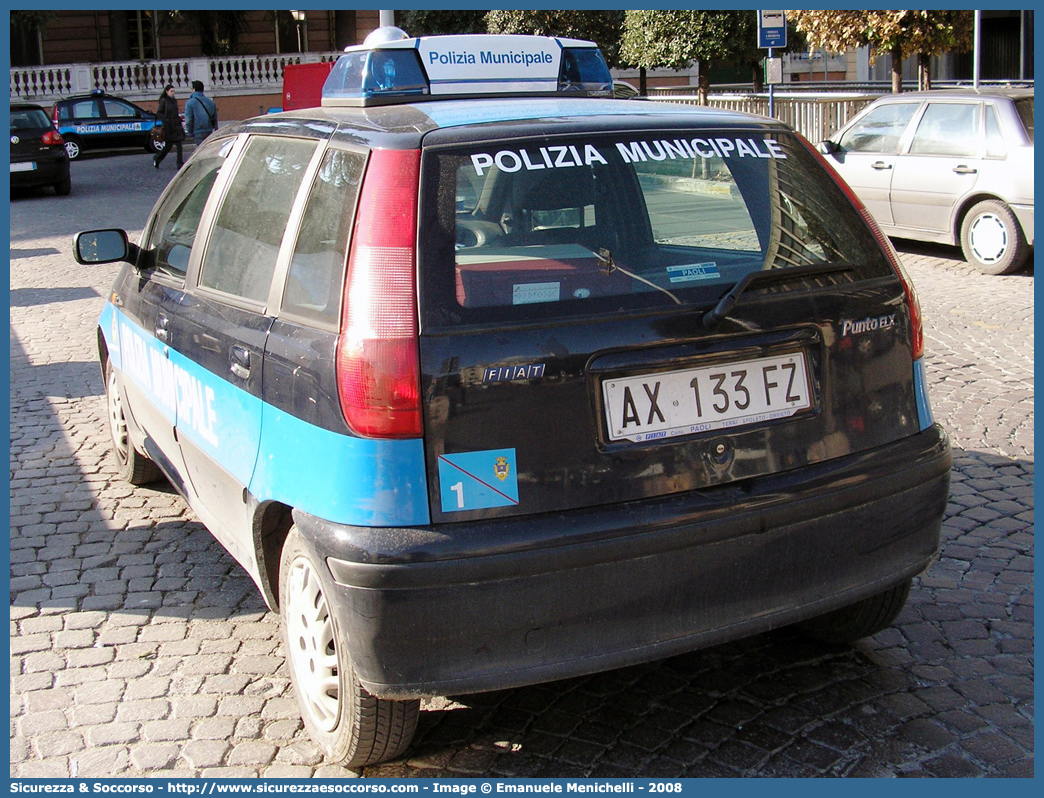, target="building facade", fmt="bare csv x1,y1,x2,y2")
9,10,381,67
